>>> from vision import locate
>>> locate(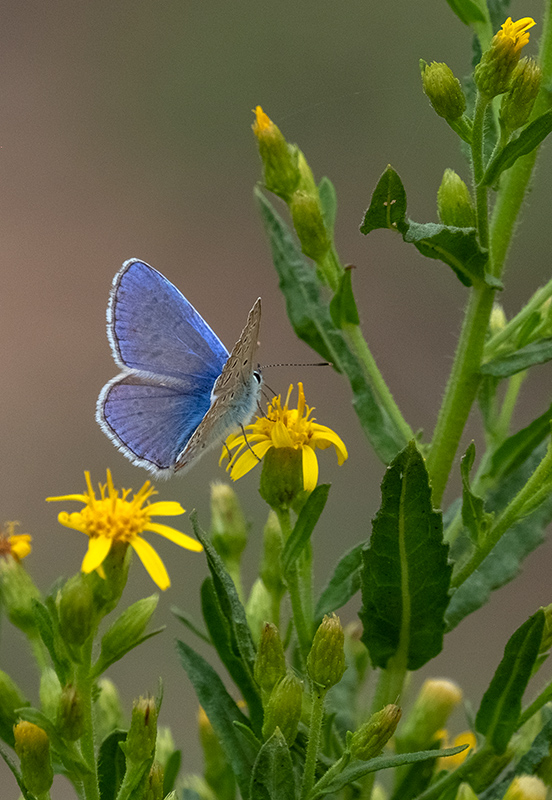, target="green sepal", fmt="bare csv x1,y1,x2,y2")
234,721,262,753
481,110,552,187
176,640,259,800
281,484,330,575
486,401,552,482
315,541,364,624
250,729,296,800
310,746,468,799
481,337,552,377
318,176,337,236
446,443,552,629
359,441,451,670
404,222,492,288
460,442,494,545
444,0,486,24
16,706,91,777
475,609,545,753
98,730,127,800
32,599,71,685
171,606,212,645
163,749,182,796
256,187,408,464
92,596,164,677
359,165,408,234
330,268,360,328
200,577,262,732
